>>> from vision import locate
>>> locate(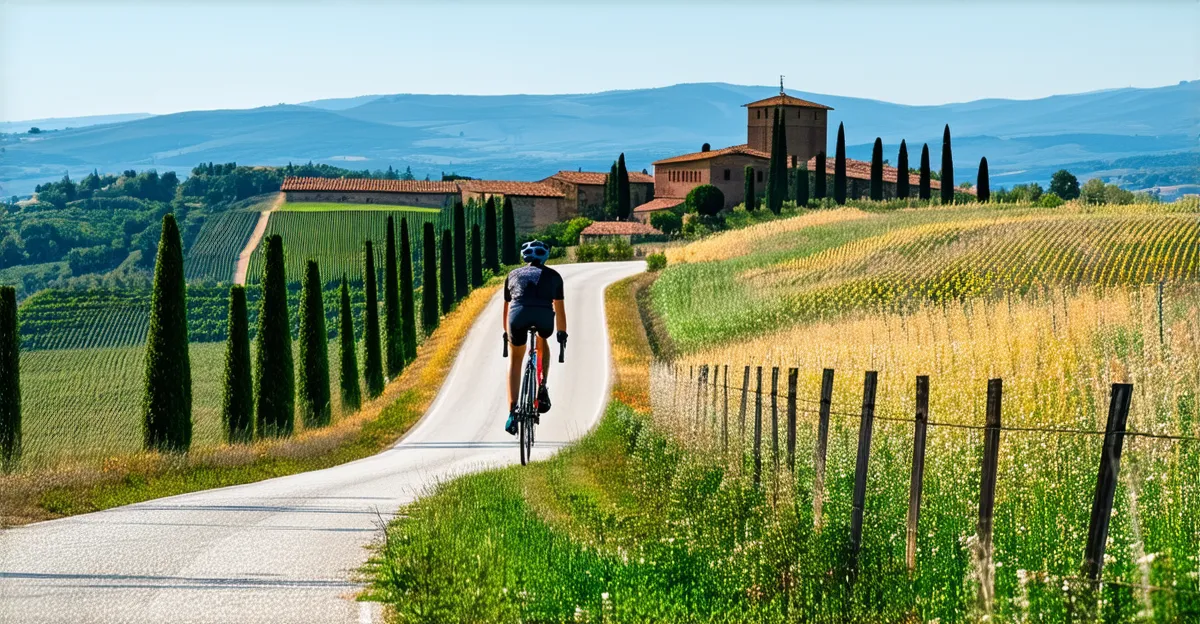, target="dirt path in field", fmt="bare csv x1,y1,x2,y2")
233,193,283,285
